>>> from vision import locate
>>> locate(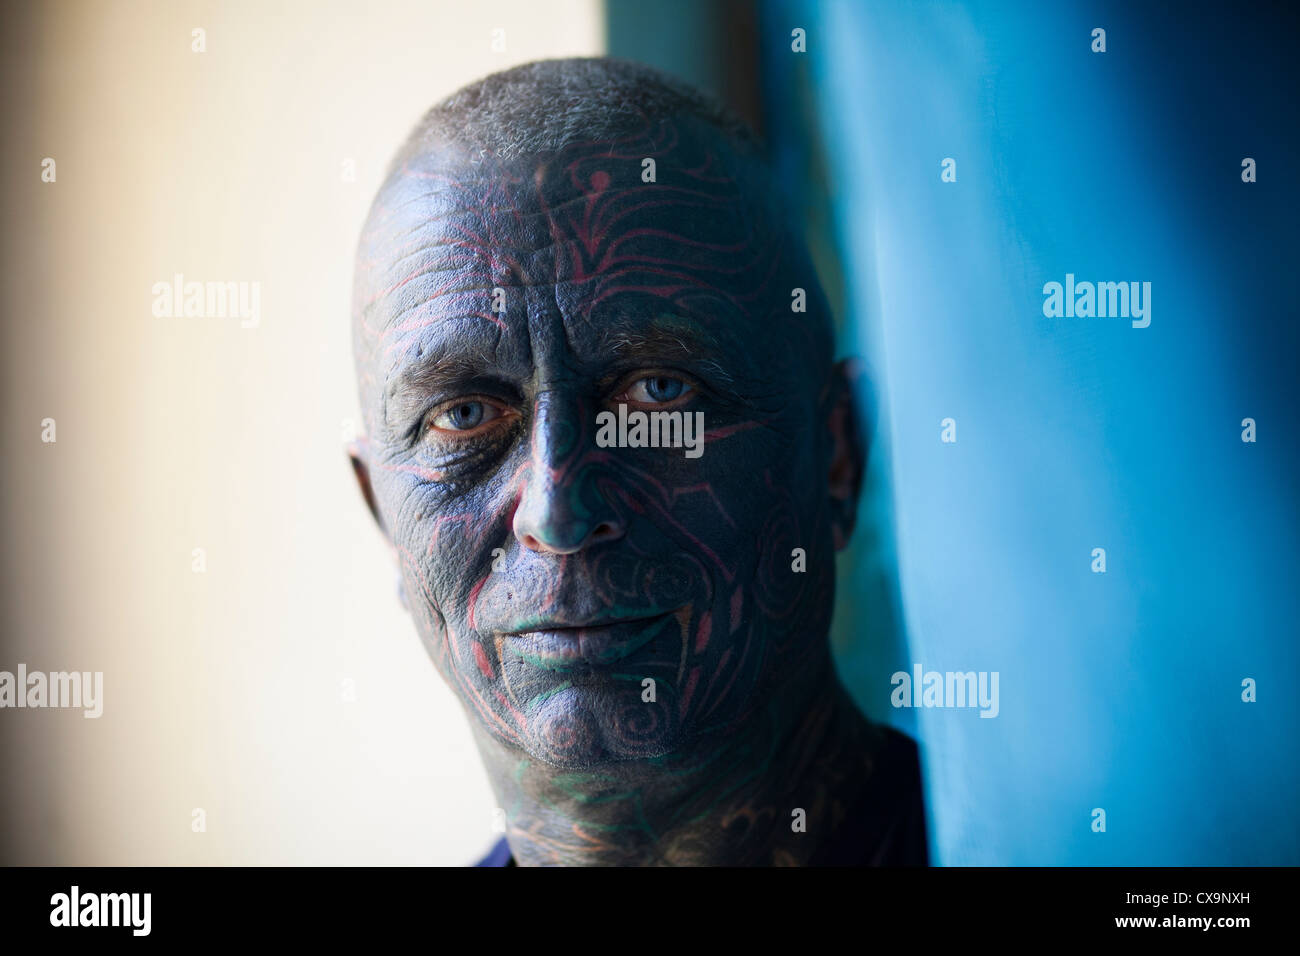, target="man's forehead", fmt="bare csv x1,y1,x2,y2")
364,147,760,269
357,134,781,382
379,289,744,388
